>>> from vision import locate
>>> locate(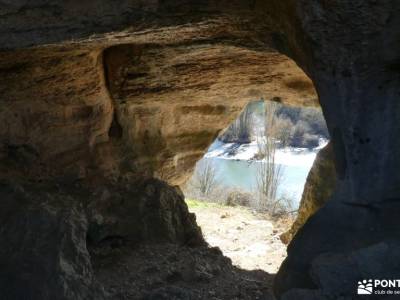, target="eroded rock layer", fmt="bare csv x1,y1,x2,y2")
0,47,113,181
104,43,316,184
0,2,318,185
0,2,319,298
1,1,400,299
